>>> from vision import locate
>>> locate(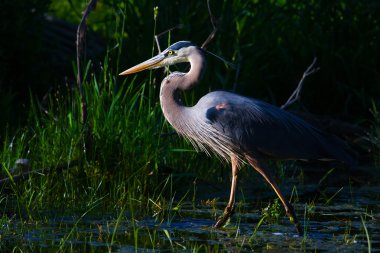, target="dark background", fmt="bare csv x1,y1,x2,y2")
1,0,379,131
